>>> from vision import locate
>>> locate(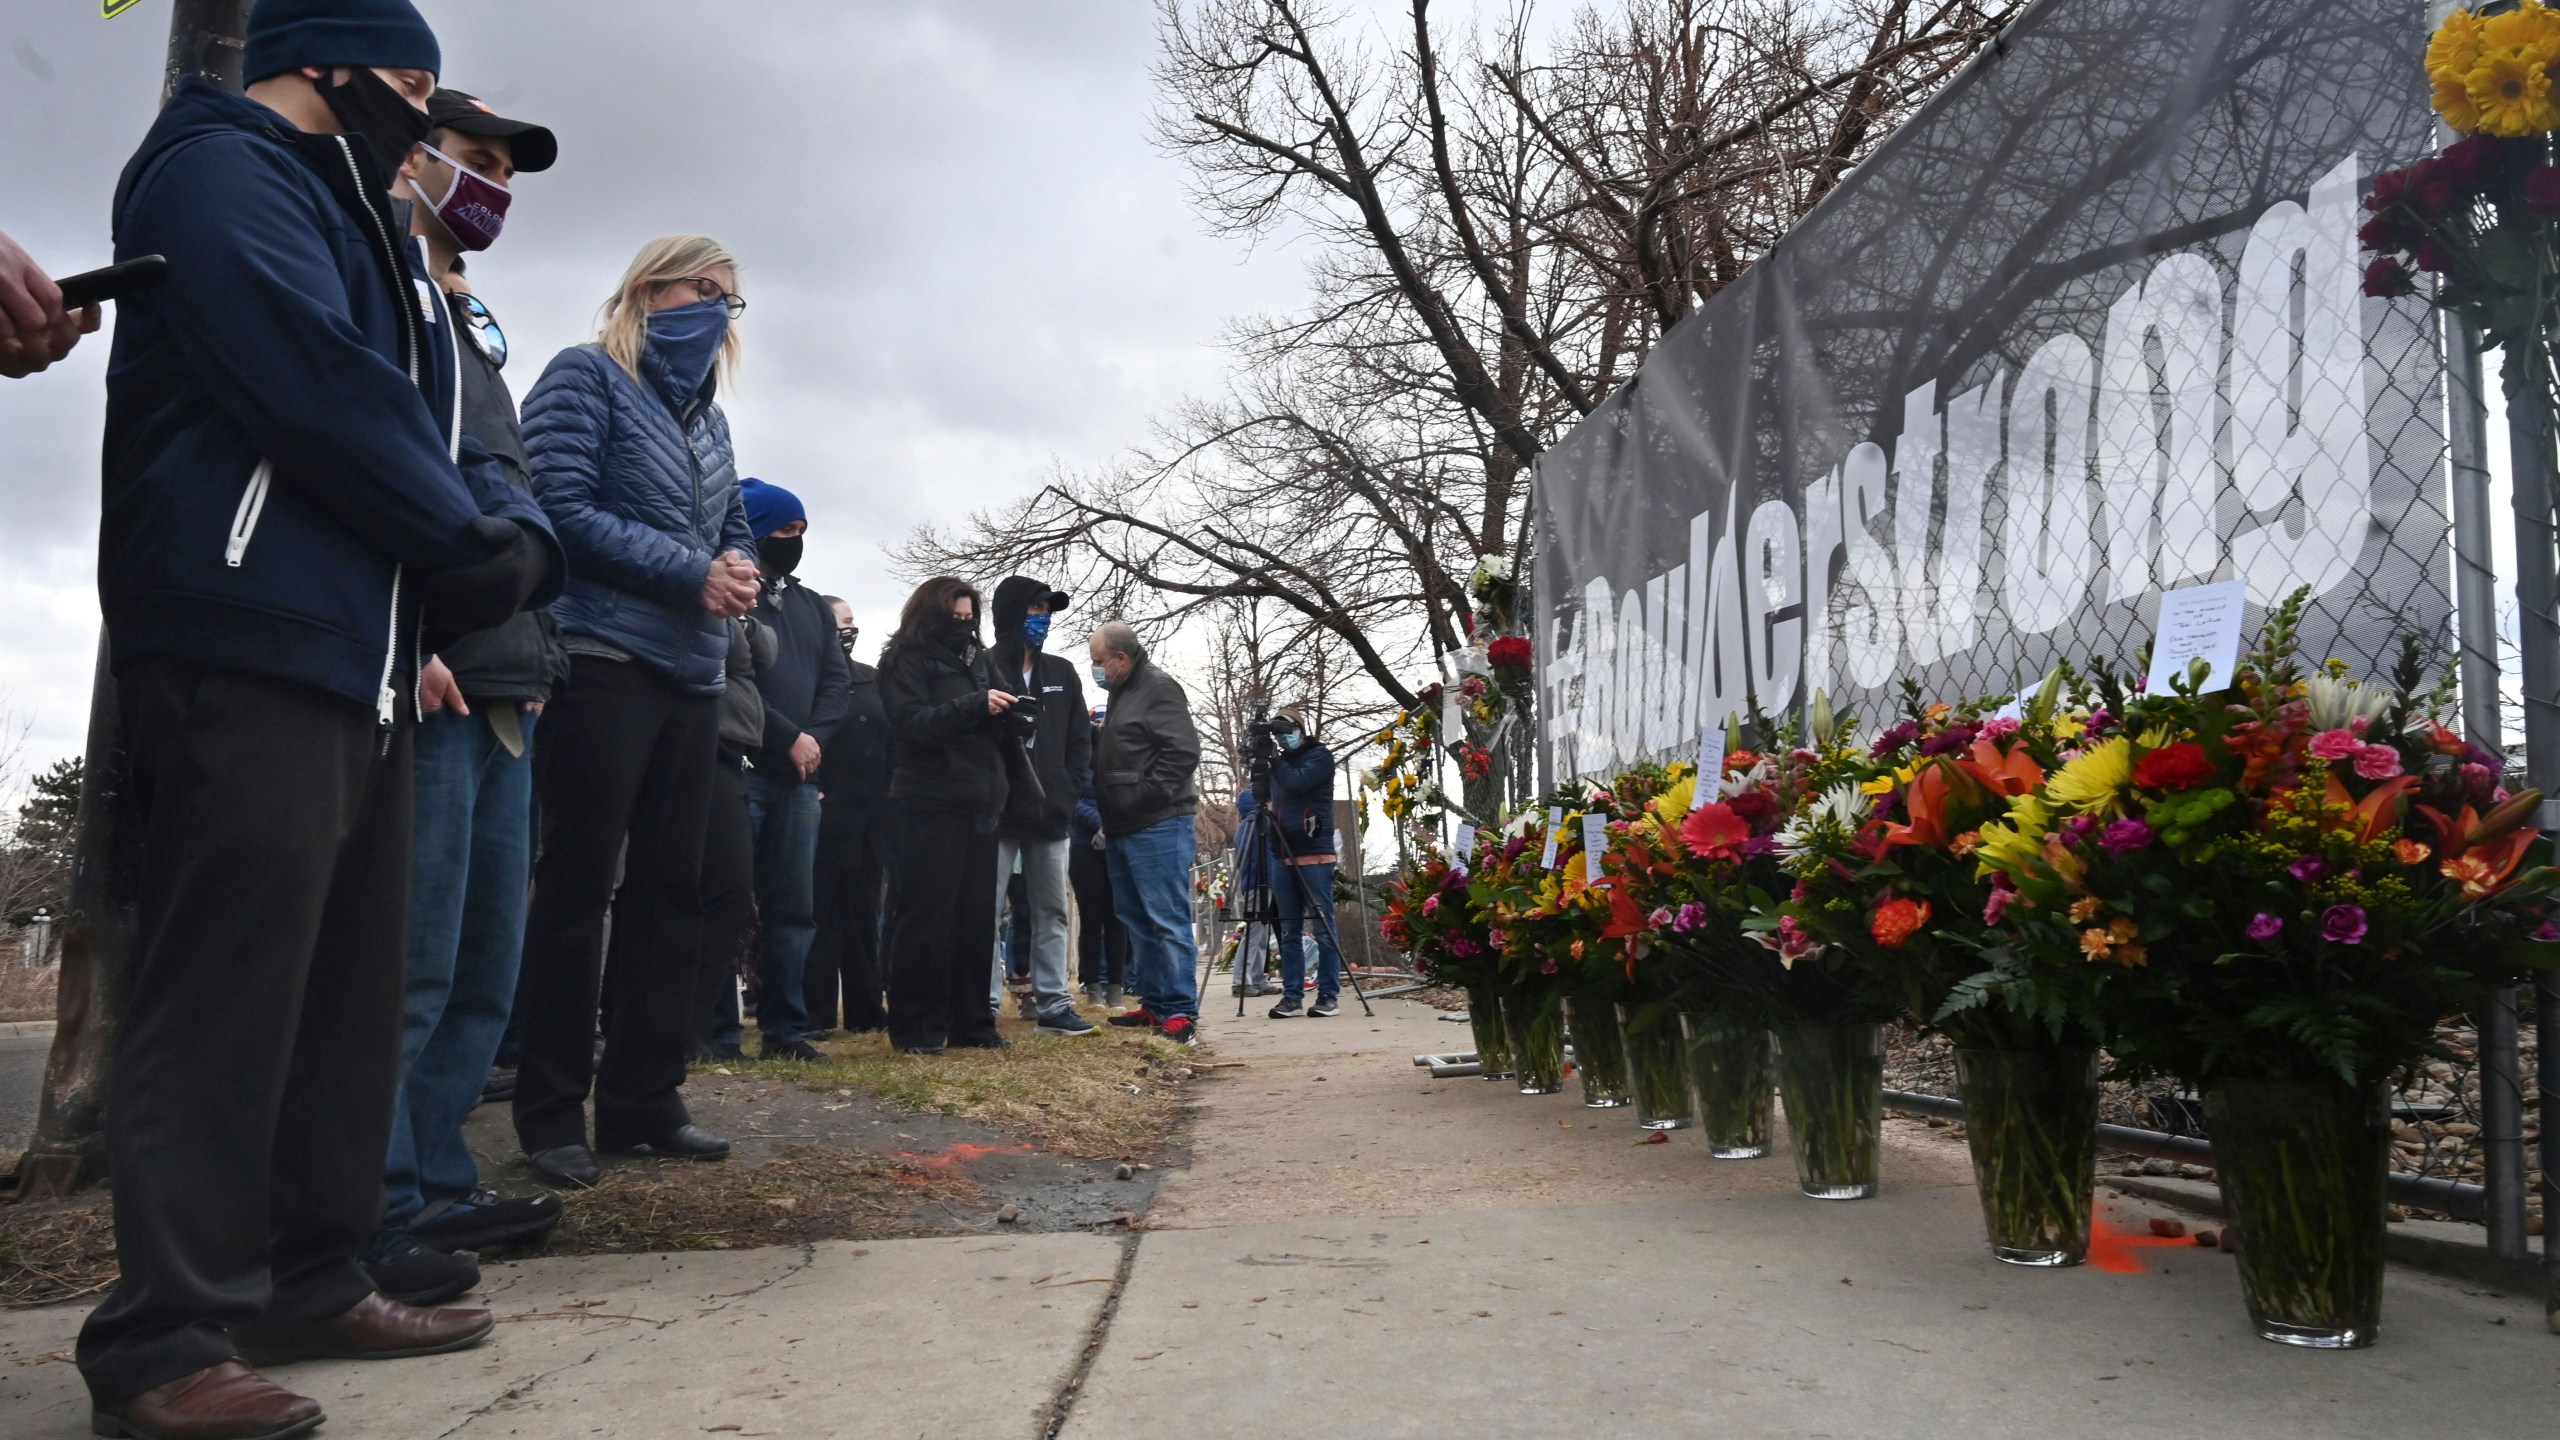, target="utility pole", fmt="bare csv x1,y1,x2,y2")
12,0,252,1201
